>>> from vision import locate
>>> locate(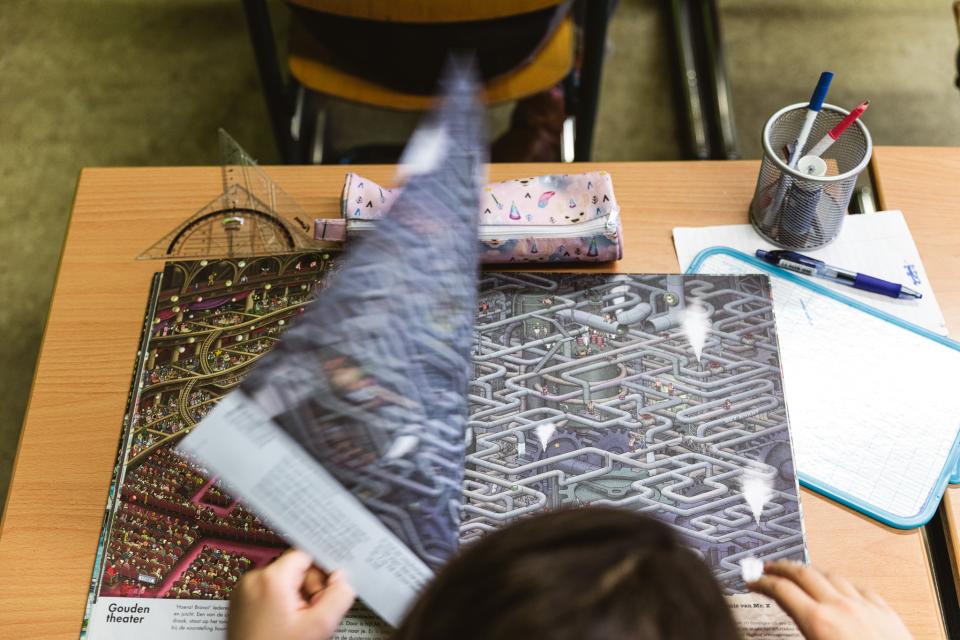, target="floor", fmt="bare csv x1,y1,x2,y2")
1,0,959,516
